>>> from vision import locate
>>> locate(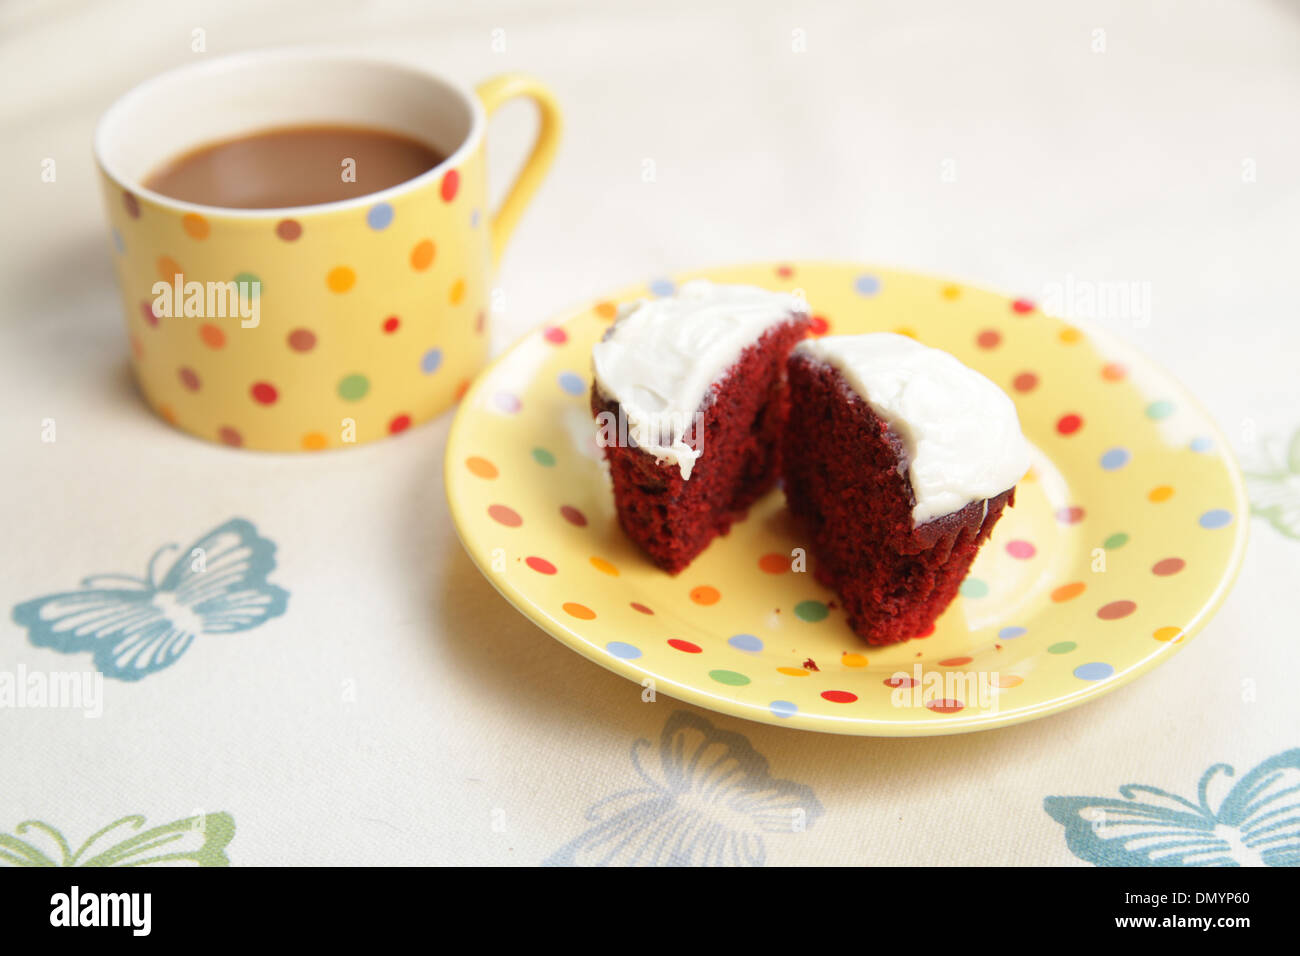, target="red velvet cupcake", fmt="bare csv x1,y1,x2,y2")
591,281,810,573
783,333,1031,645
